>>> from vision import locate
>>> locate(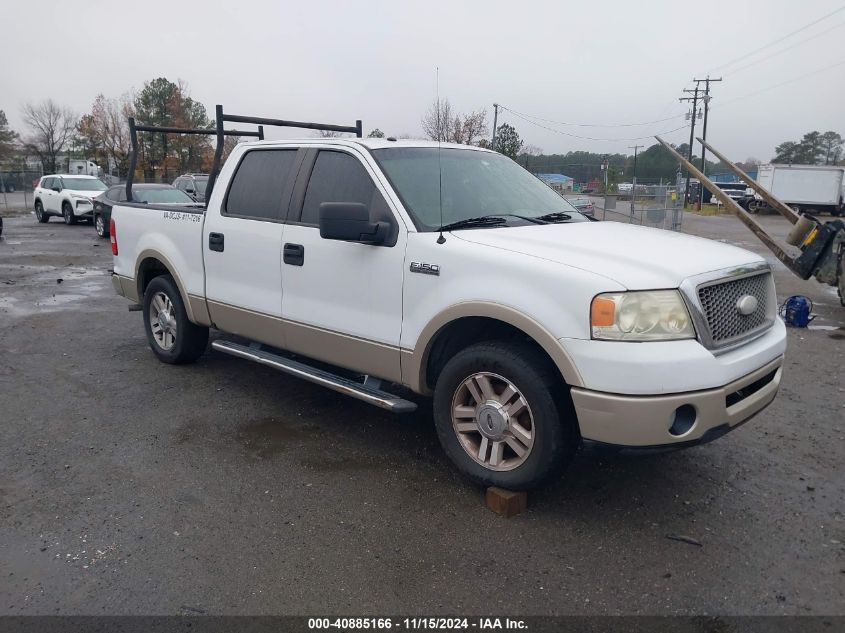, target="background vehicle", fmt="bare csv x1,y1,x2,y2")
565,195,595,217
108,108,786,490
172,174,209,203
68,159,104,178
748,164,844,215
33,175,108,225
93,184,197,238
